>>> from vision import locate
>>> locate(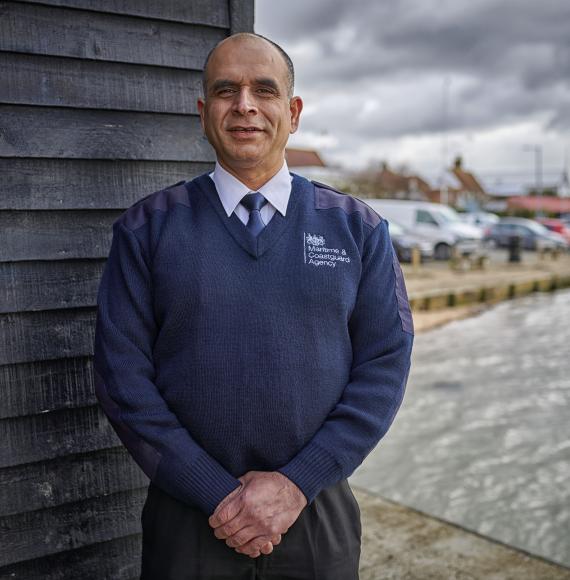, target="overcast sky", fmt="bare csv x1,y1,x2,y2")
255,0,570,190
